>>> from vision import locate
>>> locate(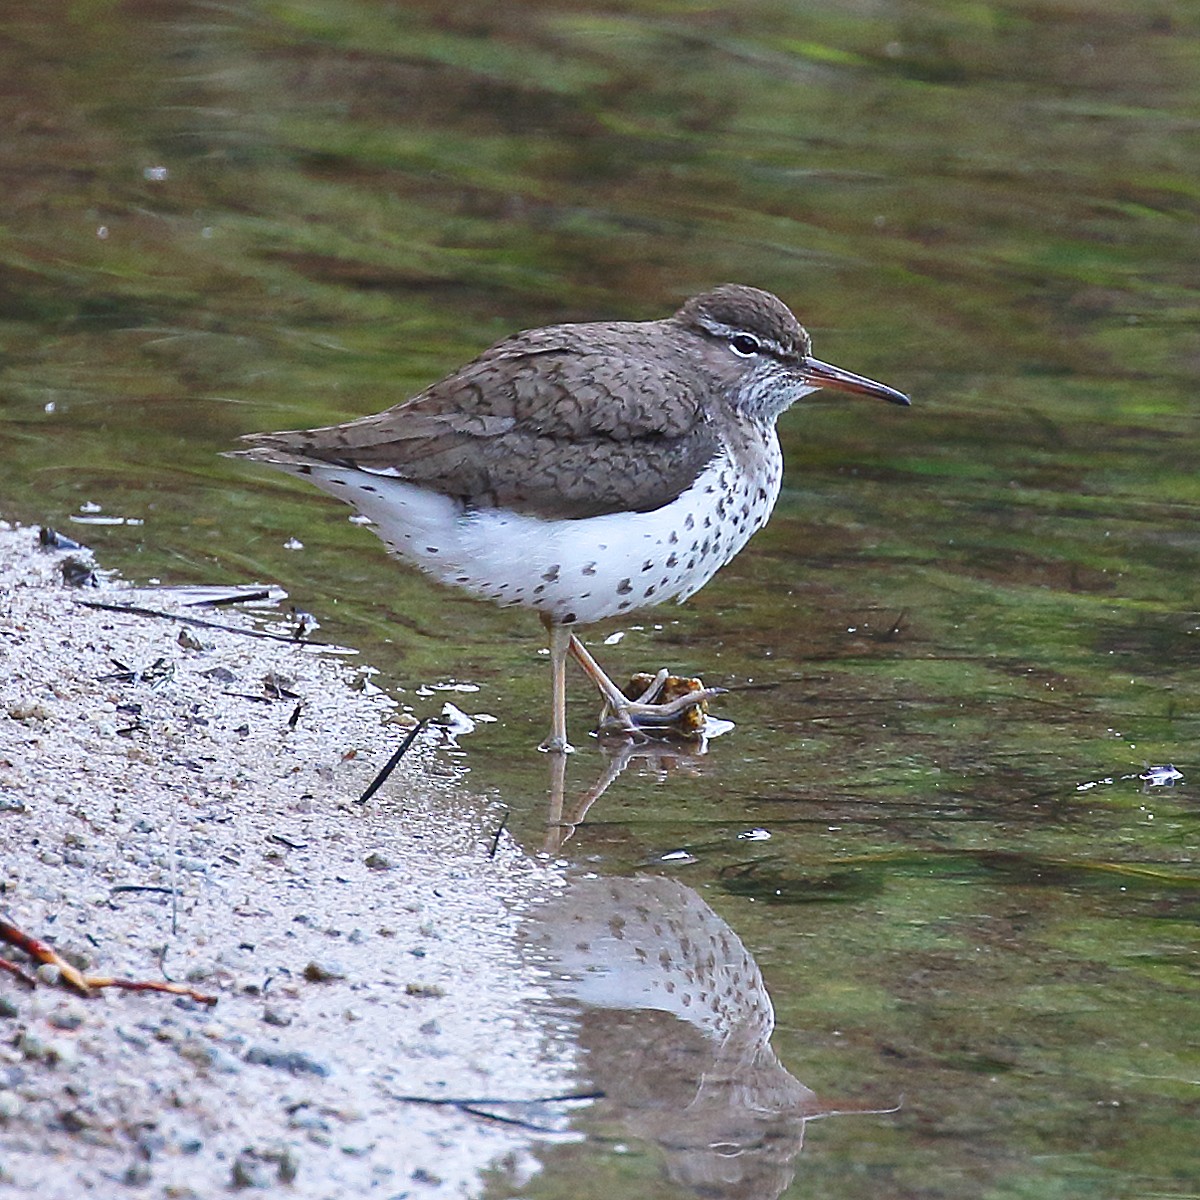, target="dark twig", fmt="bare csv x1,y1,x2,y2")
456,1104,564,1132
77,600,315,644
357,718,429,804
389,1089,603,1106
267,833,308,850
97,657,173,685
389,1088,602,1132
197,589,273,607
488,810,510,859
110,885,175,896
